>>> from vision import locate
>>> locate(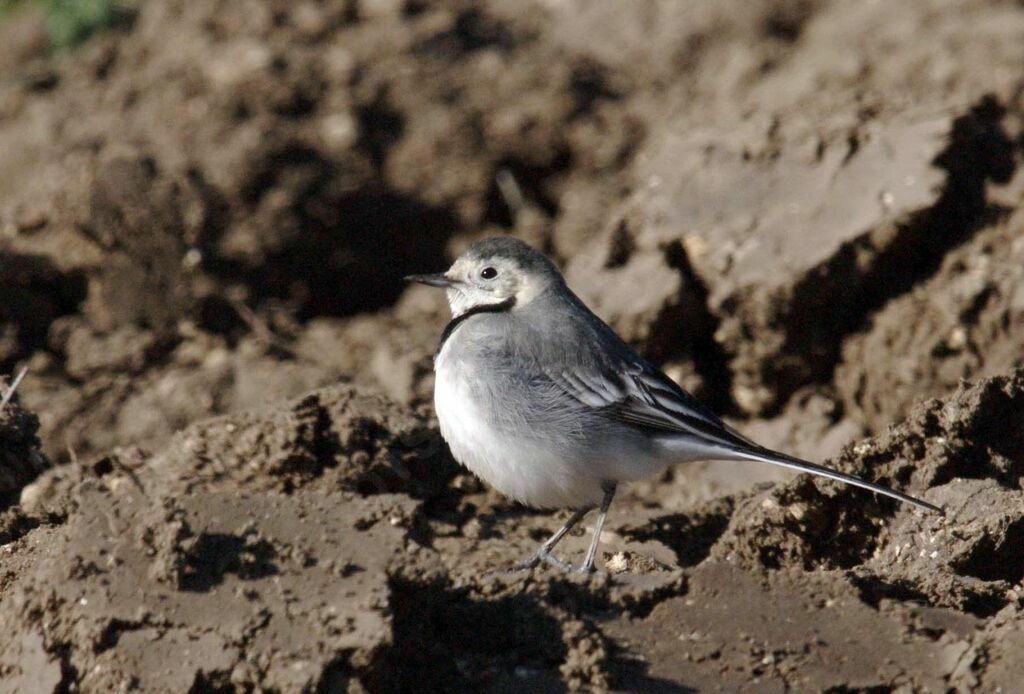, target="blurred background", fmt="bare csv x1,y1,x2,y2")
3,0,1024,503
